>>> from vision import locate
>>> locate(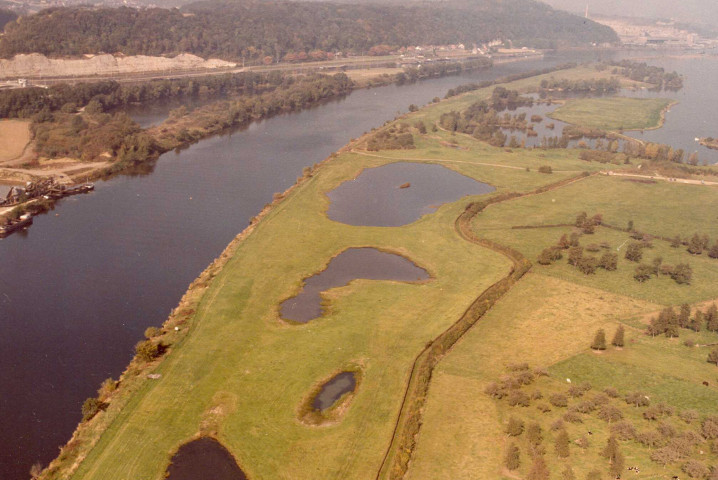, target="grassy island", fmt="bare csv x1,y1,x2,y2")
550,97,675,131
41,64,718,480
